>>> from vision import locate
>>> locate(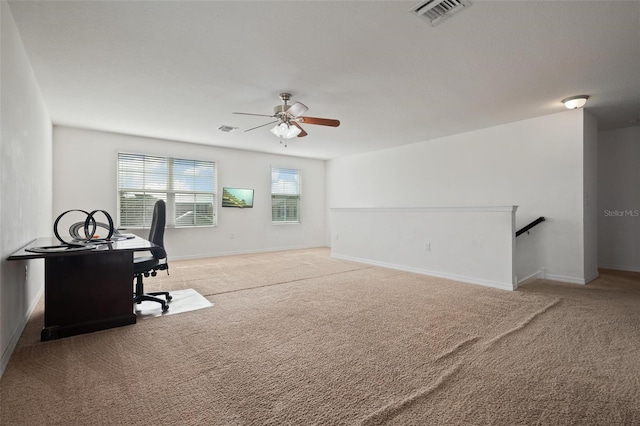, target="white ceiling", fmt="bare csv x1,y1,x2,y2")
8,0,640,160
